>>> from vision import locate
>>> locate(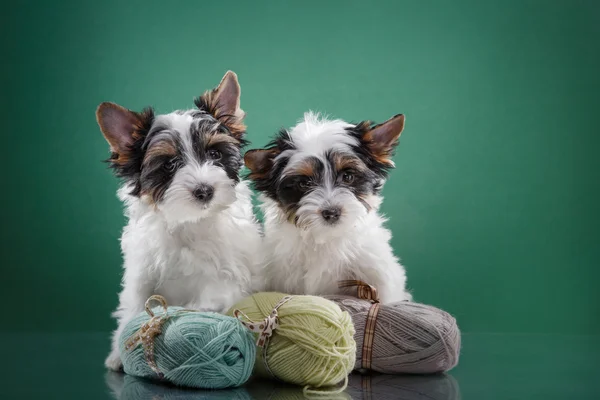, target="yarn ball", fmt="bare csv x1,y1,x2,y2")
119,307,256,389
227,292,356,390
324,296,461,374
